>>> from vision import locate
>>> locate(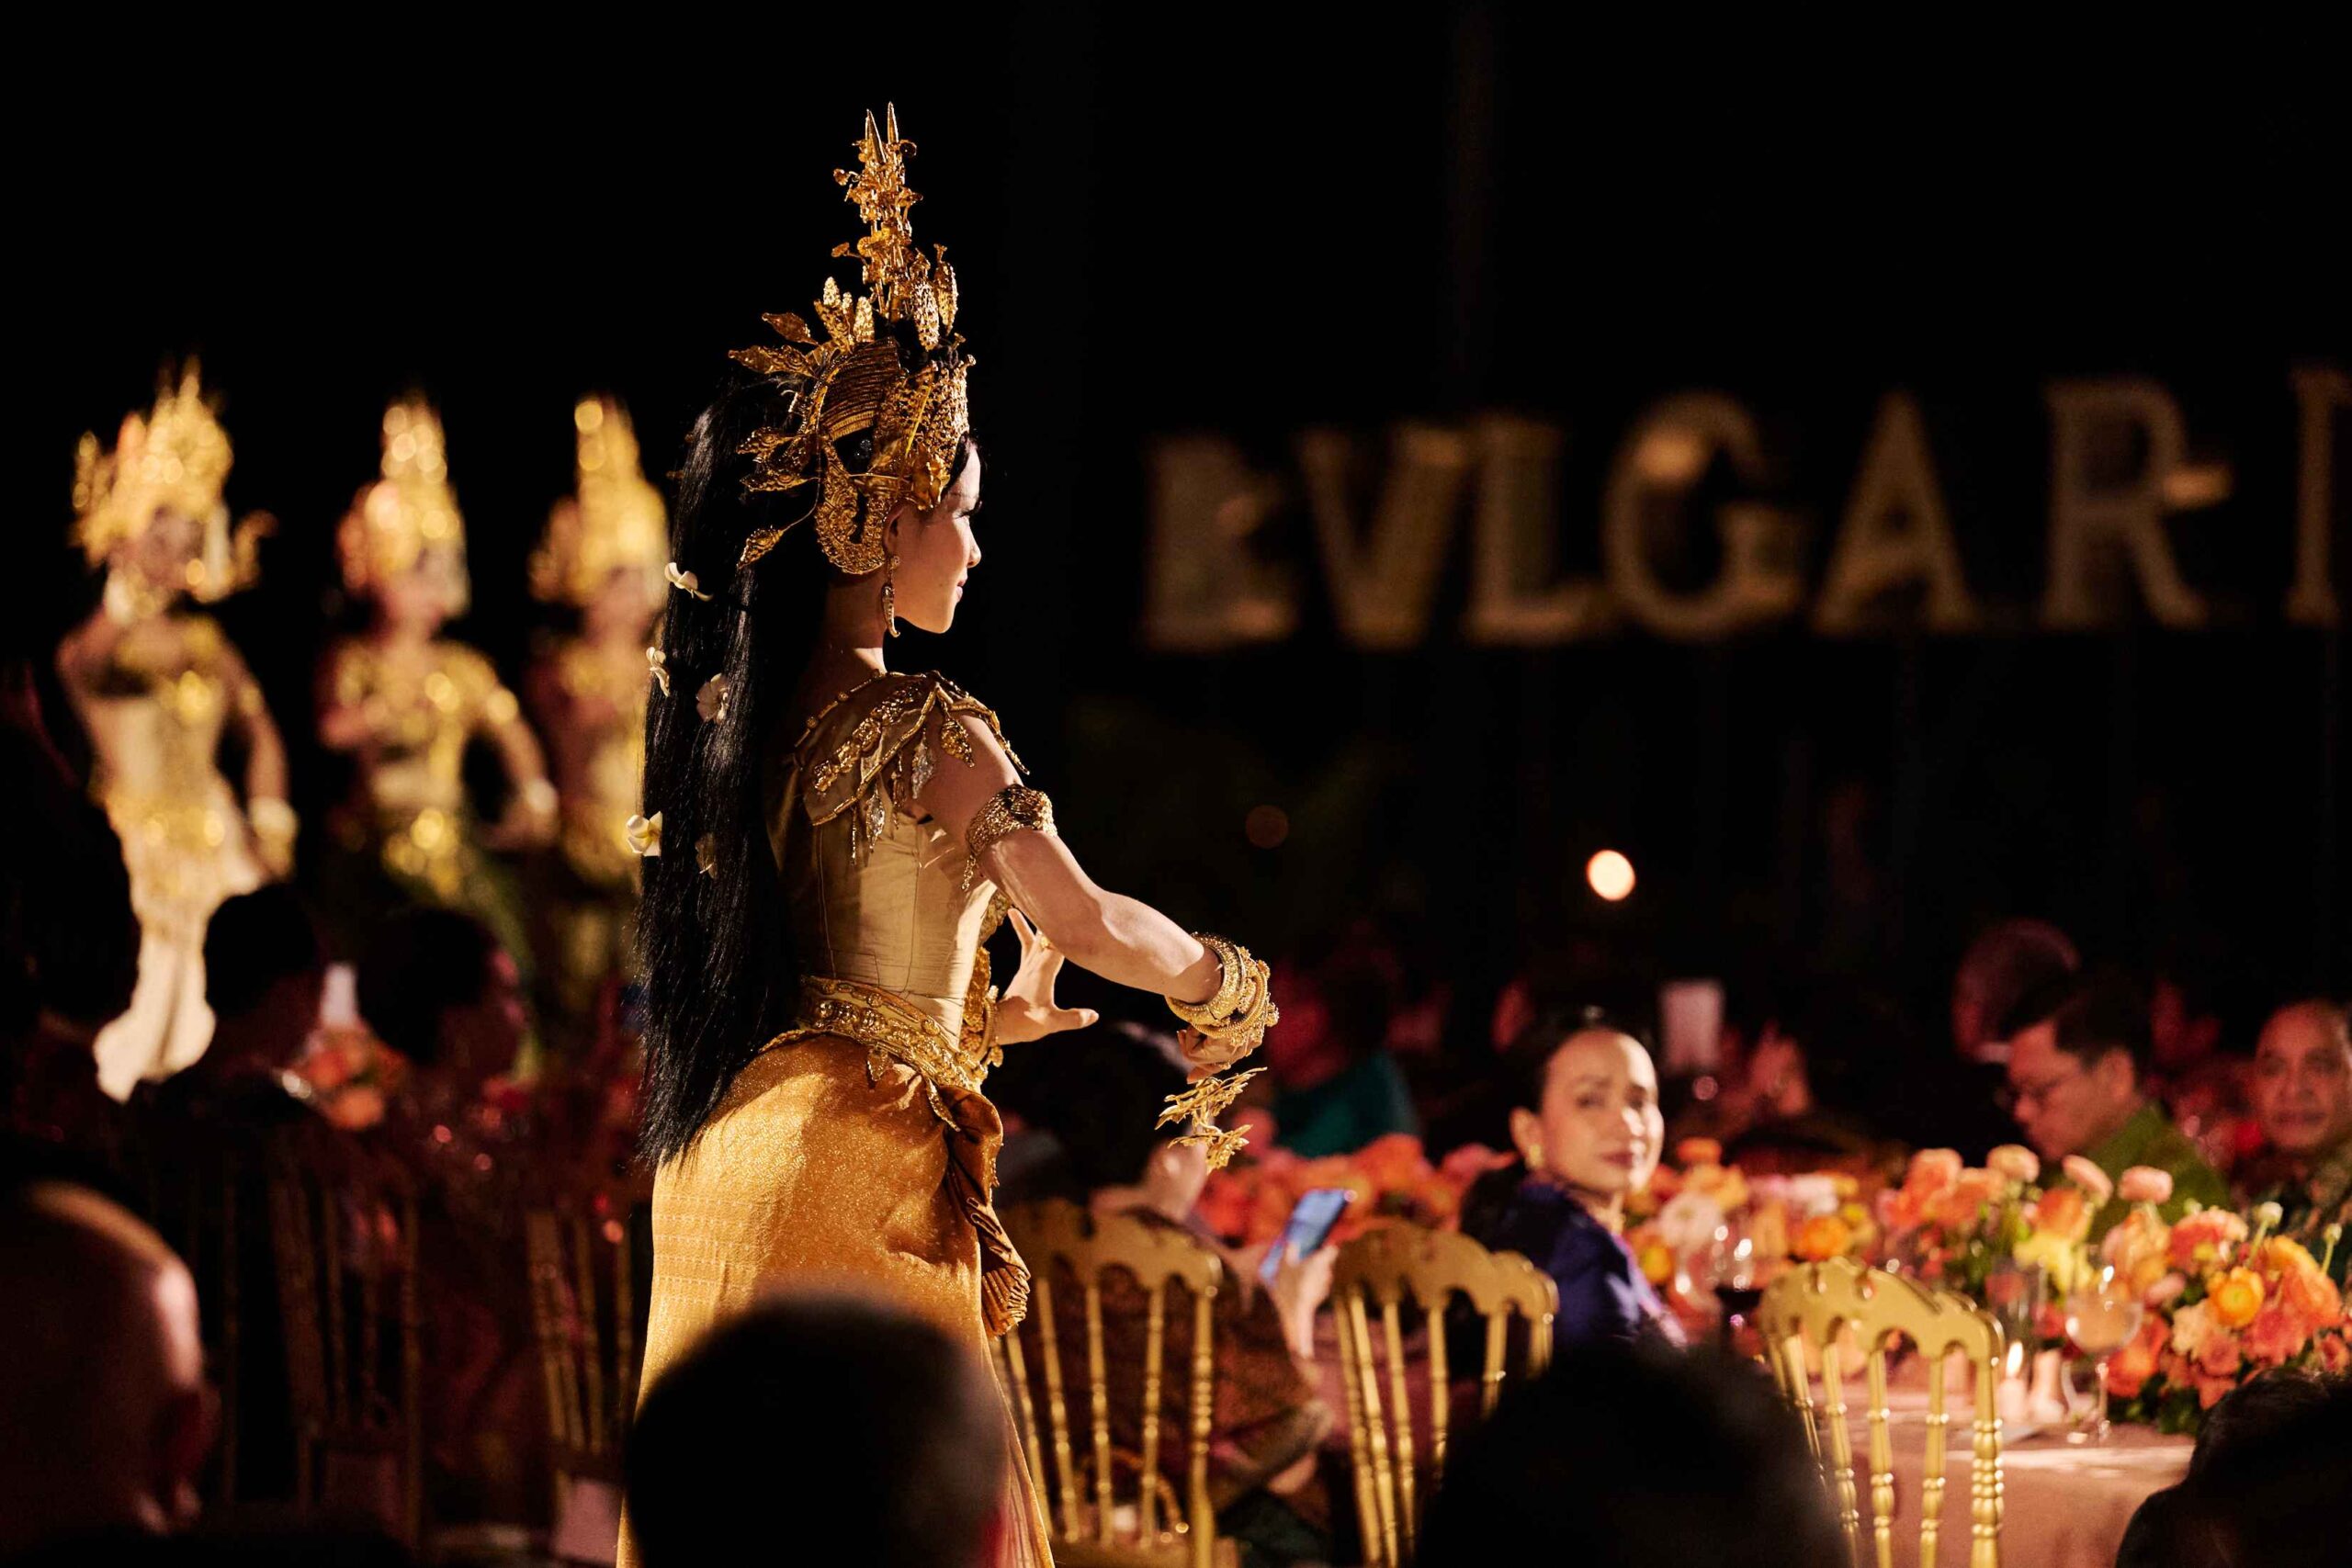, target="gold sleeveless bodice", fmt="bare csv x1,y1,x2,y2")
766,671,1028,1093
